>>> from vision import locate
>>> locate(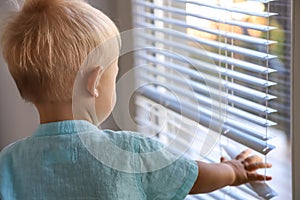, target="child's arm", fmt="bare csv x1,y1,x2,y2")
189,149,272,194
